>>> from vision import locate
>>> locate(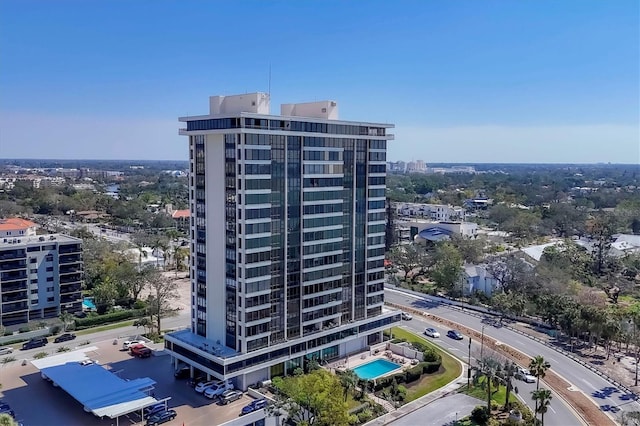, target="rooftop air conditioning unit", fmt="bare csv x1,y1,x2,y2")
330,102,337,107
